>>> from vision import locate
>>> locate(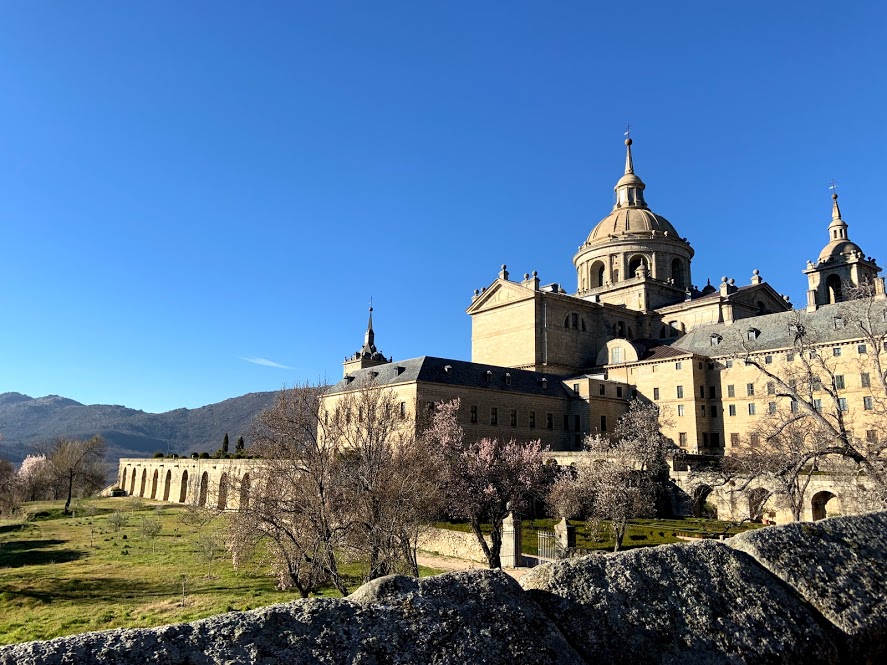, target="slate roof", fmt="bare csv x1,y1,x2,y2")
670,300,887,358
328,356,574,398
